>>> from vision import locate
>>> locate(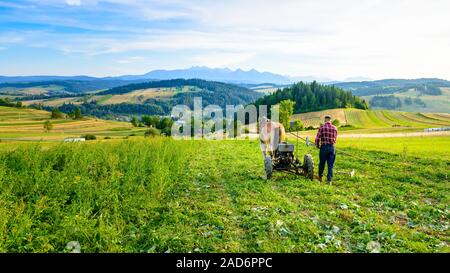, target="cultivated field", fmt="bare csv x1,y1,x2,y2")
0,85,60,95
20,86,201,107
0,106,146,140
97,87,176,105
22,97,83,107
292,108,450,134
